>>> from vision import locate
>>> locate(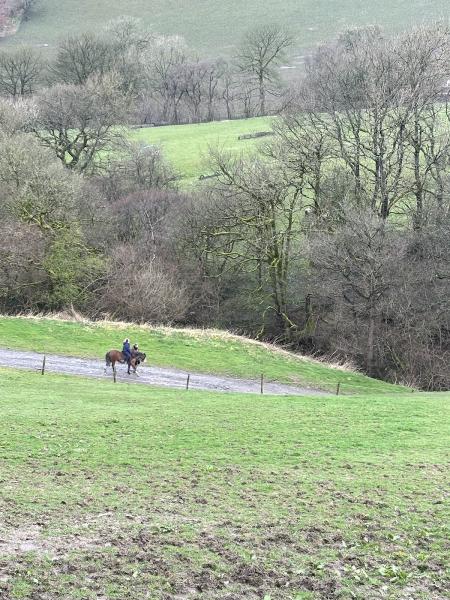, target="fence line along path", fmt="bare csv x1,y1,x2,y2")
0,348,327,396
